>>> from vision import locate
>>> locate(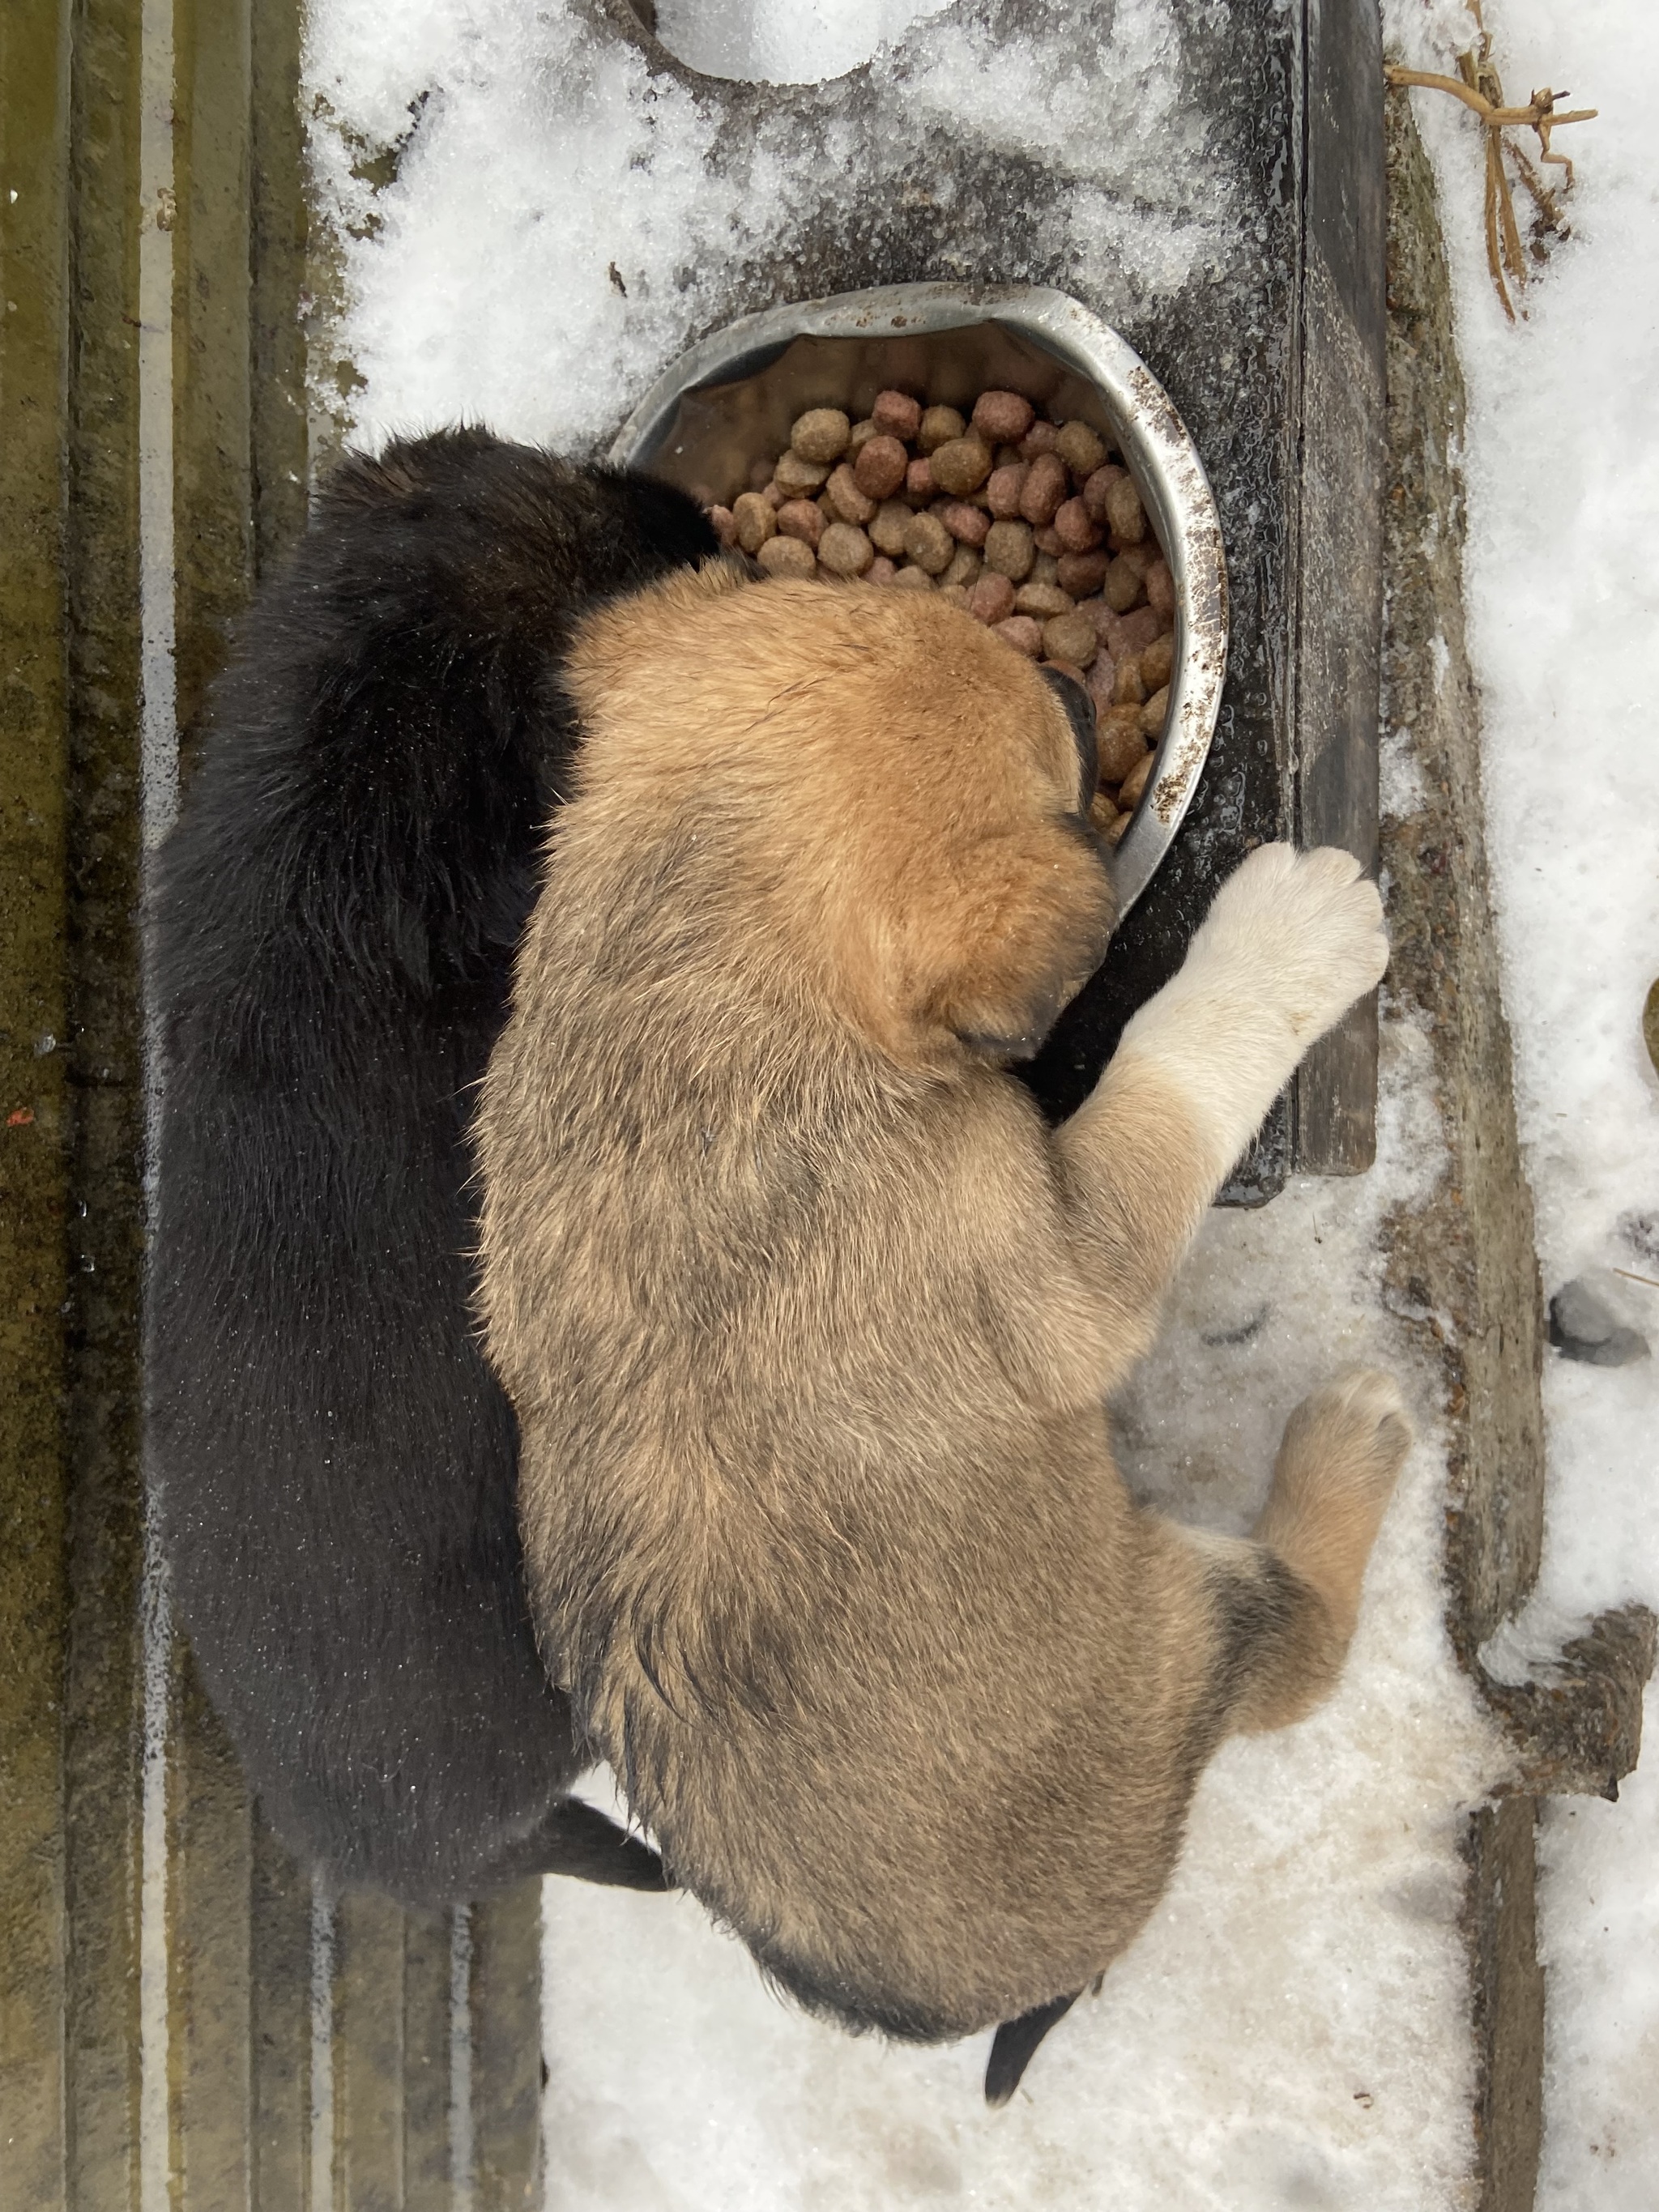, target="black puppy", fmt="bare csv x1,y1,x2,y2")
147,428,717,1907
